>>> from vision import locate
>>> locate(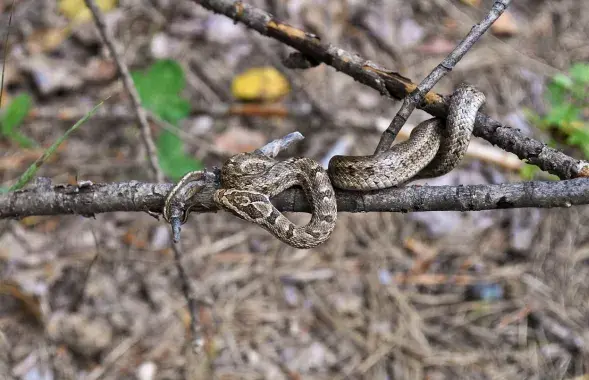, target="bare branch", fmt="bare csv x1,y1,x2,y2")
375,0,511,154
1,177,587,219
84,0,164,183
191,0,589,180
171,241,205,351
